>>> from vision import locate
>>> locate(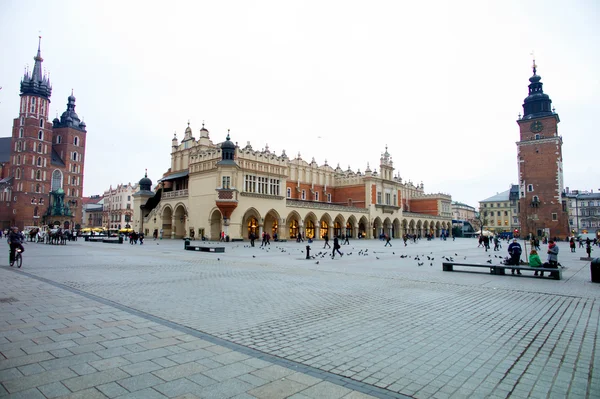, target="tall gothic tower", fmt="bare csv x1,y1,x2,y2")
516,61,569,239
